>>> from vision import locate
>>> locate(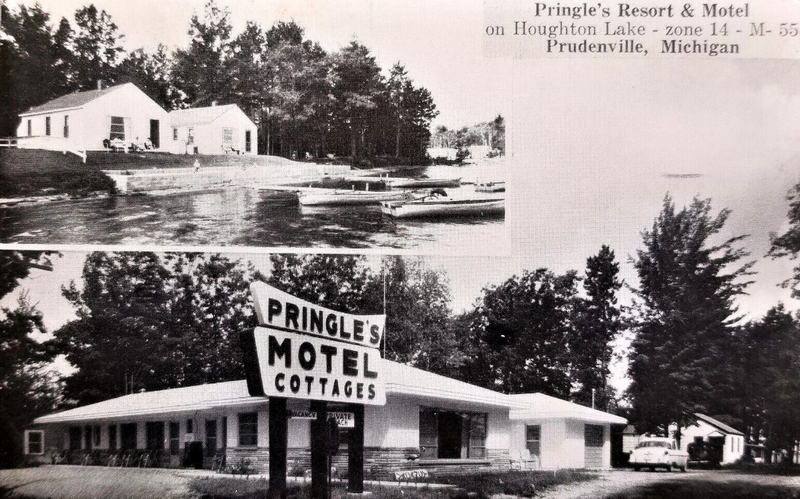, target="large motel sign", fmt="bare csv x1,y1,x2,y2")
241,282,386,498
